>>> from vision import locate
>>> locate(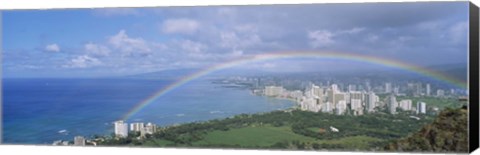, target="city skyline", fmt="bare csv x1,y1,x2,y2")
2,2,469,78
